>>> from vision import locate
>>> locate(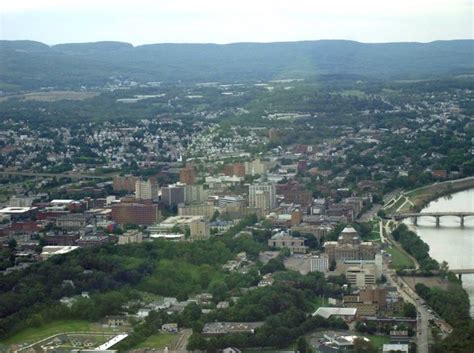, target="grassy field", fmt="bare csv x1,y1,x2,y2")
386,246,415,269
364,221,381,242
134,333,177,349
385,195,410,214
310,296,329,311
363,334,390,348
4,320,112,345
